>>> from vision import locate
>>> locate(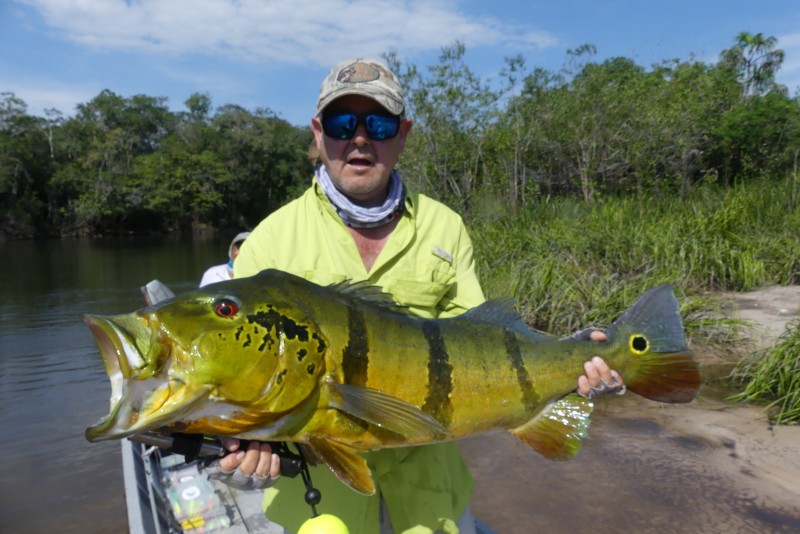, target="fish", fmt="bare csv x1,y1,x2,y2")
85,269,700,495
